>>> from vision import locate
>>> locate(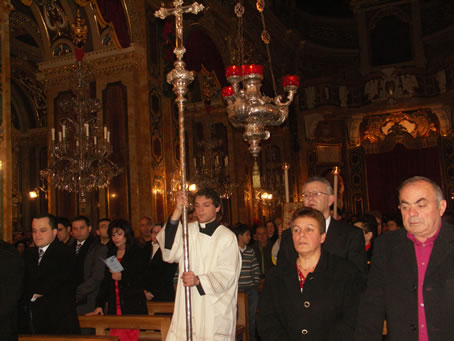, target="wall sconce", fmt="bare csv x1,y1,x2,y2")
29,185,48,200
261,192,273,200
29,190,39,199
188,183,197,192
153,176,165,195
